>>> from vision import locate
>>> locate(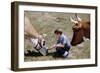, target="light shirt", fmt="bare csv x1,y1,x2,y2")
57,34,71,47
